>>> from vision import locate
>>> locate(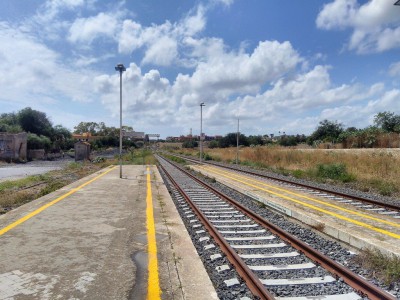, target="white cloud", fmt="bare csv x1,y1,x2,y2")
212,0,234,6
0,22,99,111
142,36,178,66
94,39,301,132
389,61,400,77
94,63,174,127
316,0,400,53
173,40,301,105
117,5,206,66
68,12,119,45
